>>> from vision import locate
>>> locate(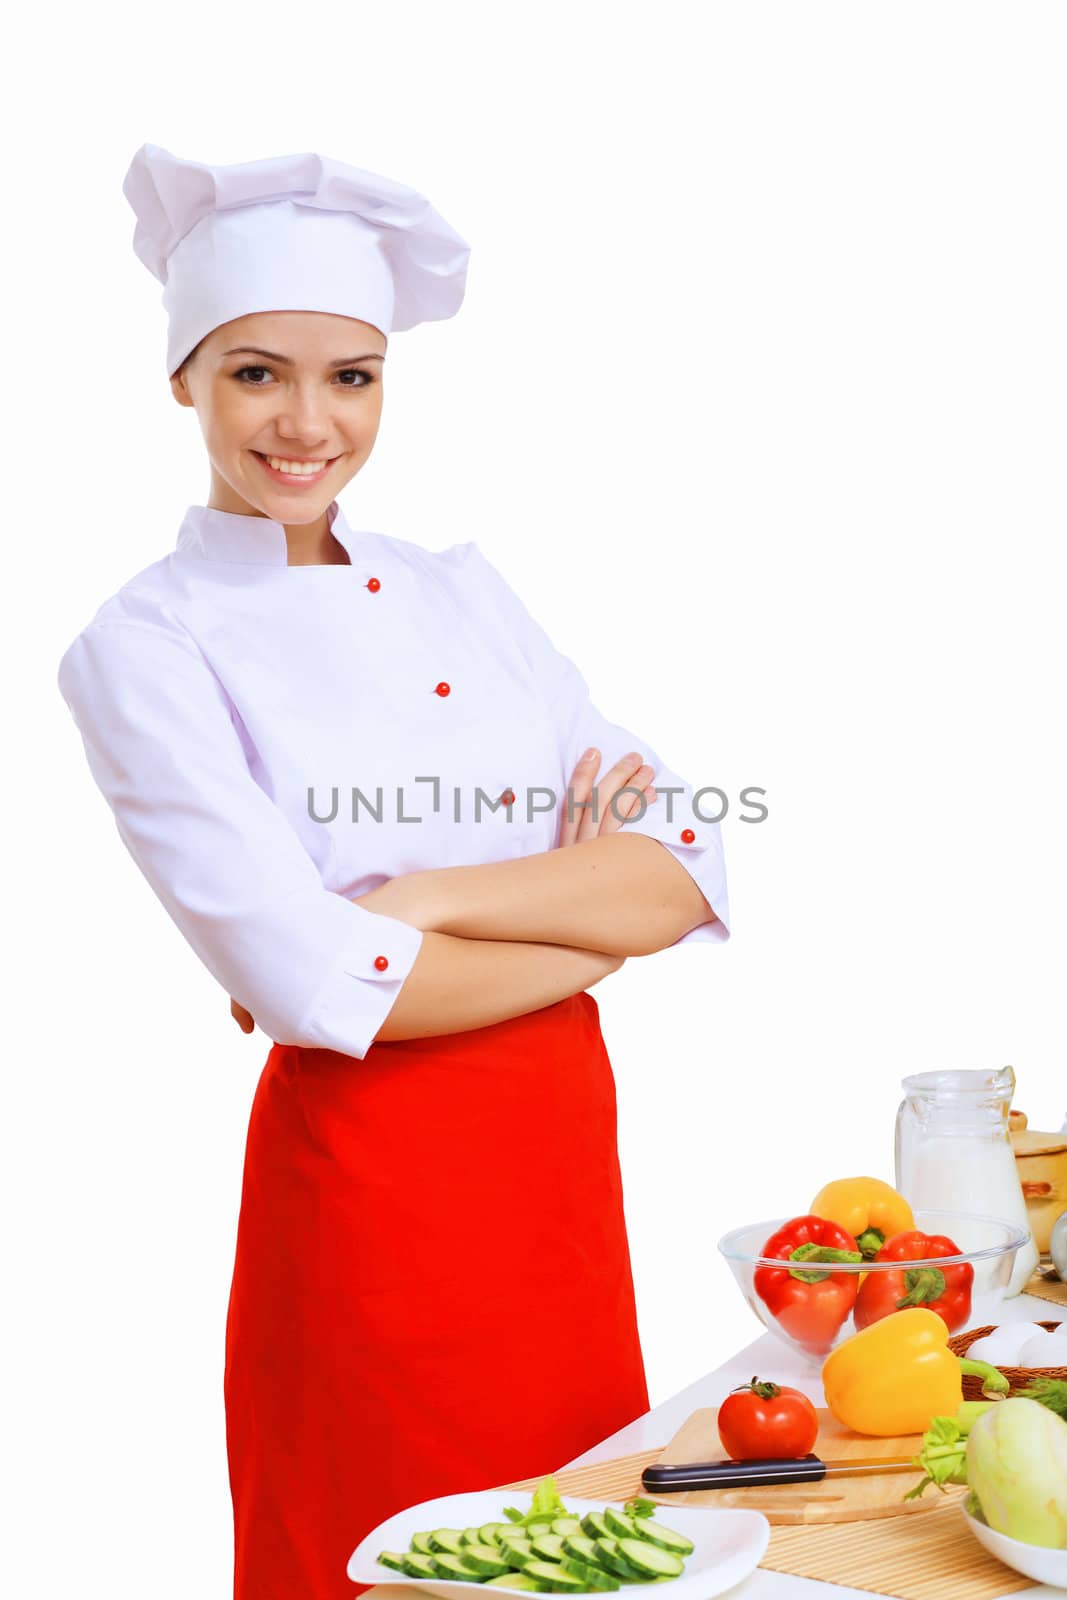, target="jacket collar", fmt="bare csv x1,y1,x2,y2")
174,498,363,566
